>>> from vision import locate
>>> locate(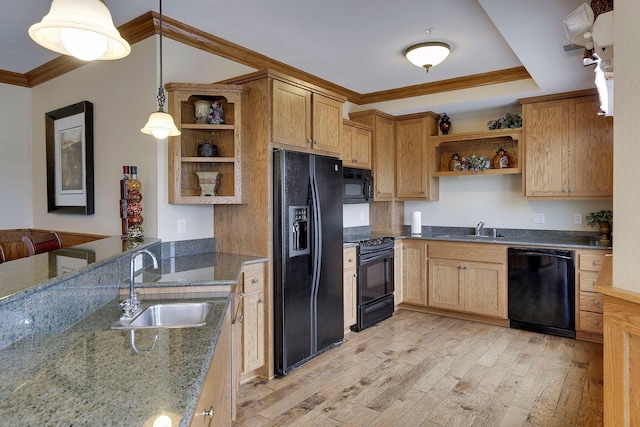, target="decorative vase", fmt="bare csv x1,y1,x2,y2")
193,100,210,124
598,221,612,246
197,140,218,157
439,113,451,135
196,171,220,196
